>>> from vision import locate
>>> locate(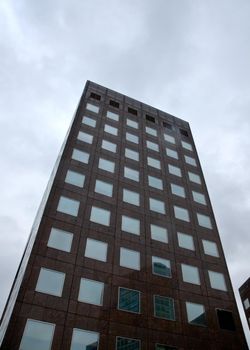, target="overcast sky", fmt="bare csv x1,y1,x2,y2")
0,0,250,344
